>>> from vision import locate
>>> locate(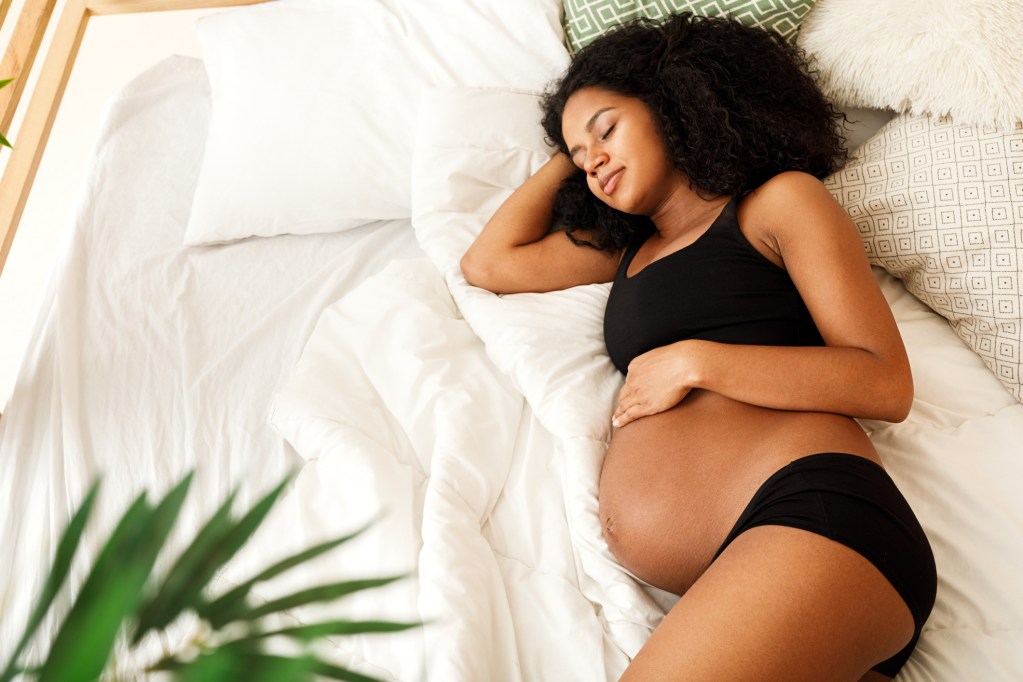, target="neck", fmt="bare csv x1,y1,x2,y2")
649,182,732,242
